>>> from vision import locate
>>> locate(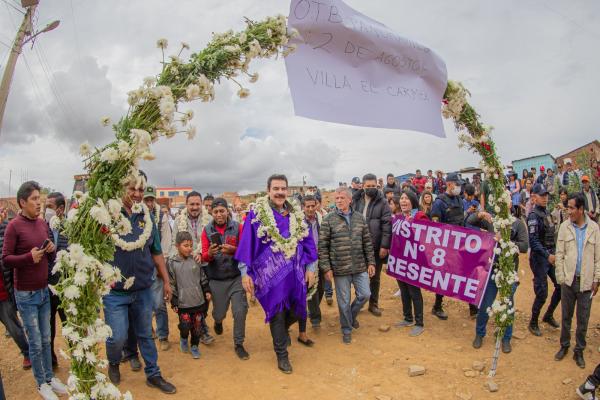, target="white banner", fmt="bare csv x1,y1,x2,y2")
285,0,448,137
